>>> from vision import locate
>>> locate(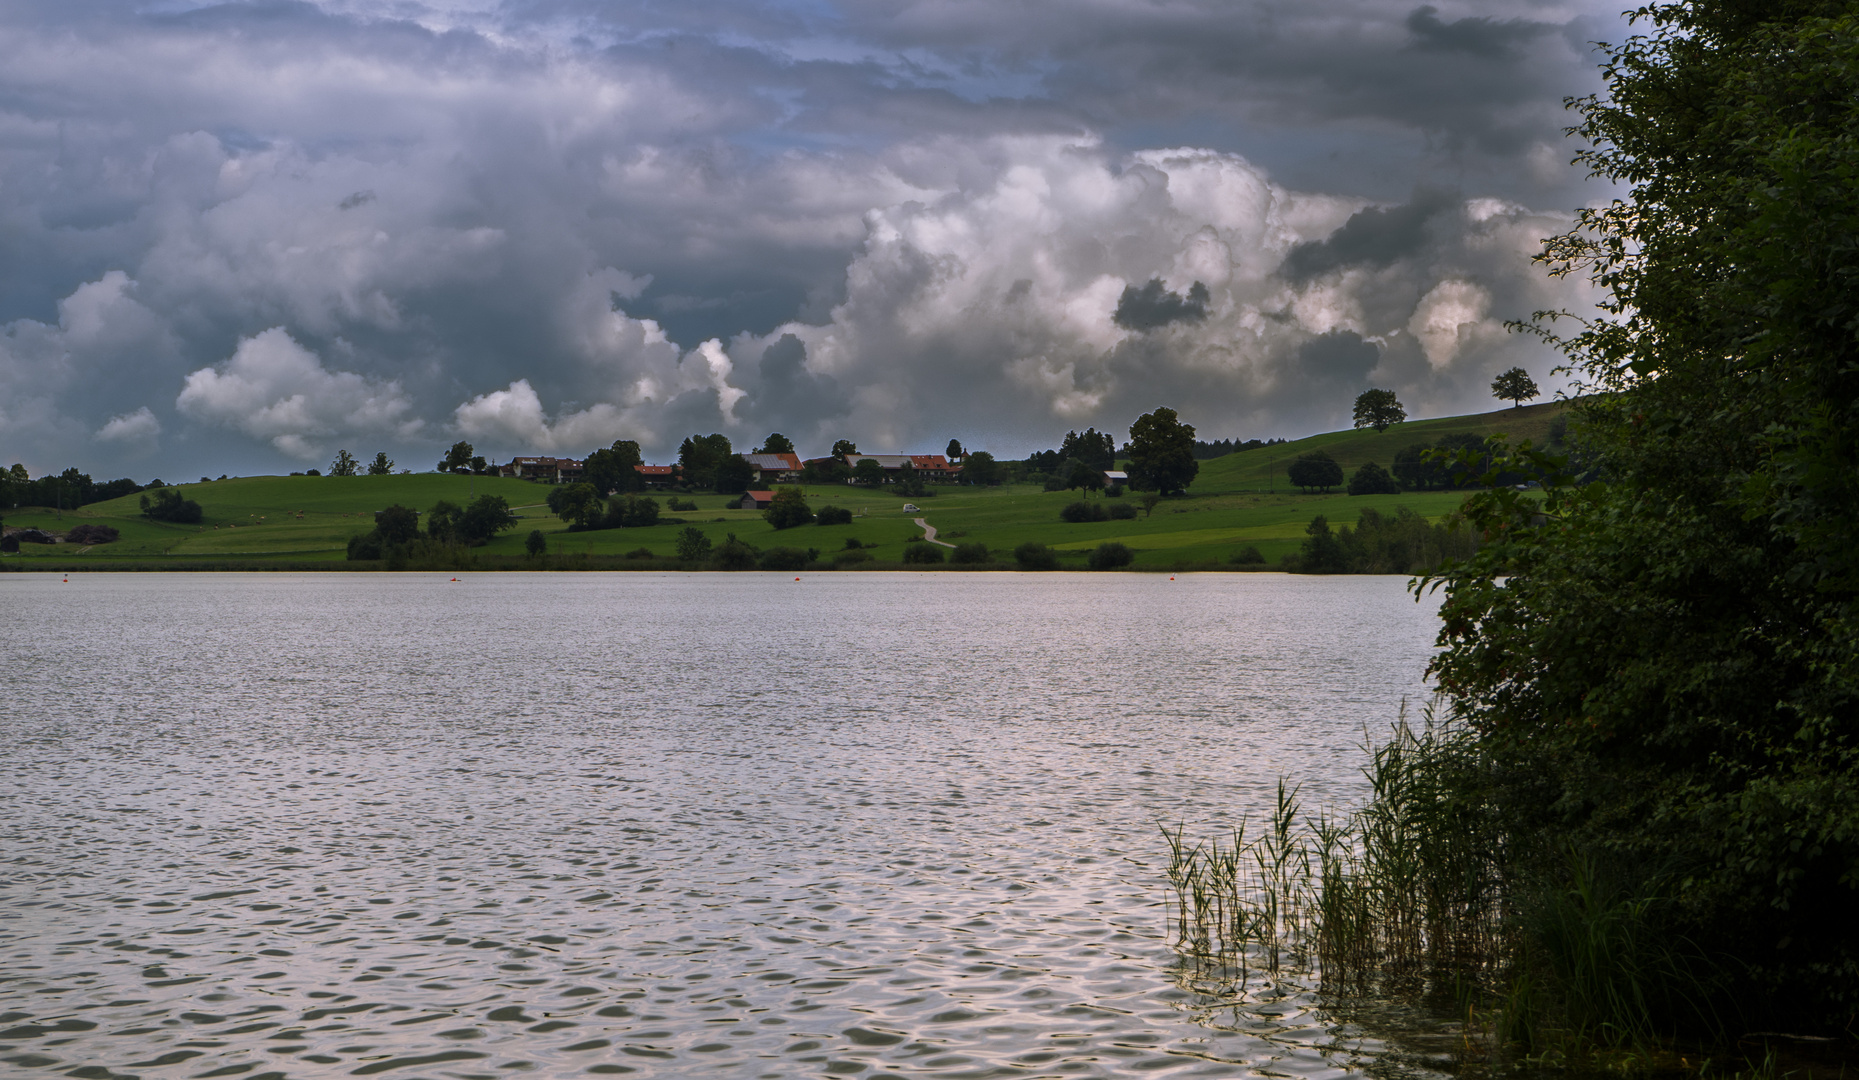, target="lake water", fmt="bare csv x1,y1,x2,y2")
1,571,1444,1079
